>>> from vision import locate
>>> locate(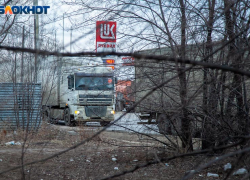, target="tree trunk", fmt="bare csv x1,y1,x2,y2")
202,0,216,149
178,0,193,151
